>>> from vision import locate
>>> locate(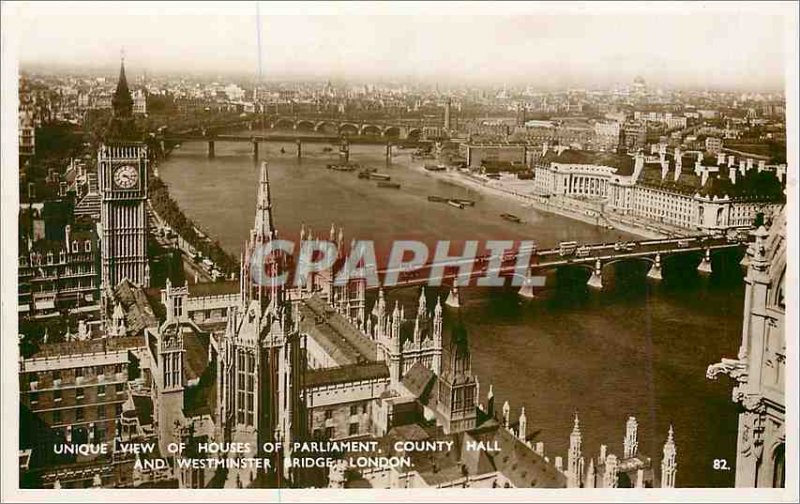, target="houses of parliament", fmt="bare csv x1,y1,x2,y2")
17,61,785,490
